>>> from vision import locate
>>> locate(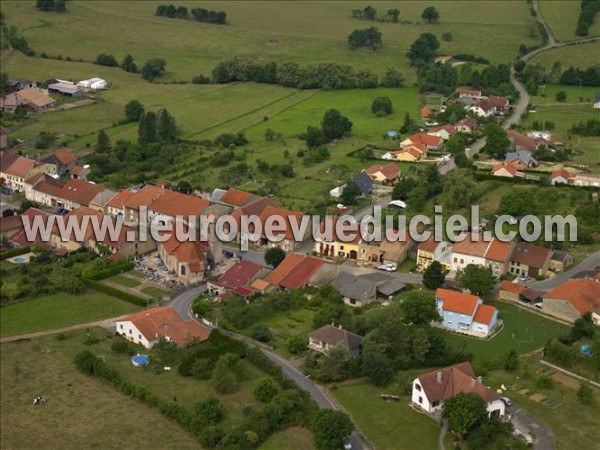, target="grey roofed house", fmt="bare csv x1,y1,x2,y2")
308,324,363,355
505,150,539,167
48,82,83,97
358,272,405,297
351,171,373,195
333,271,377,306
